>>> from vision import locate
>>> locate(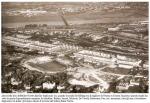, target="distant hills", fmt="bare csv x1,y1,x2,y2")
2,2,148,25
